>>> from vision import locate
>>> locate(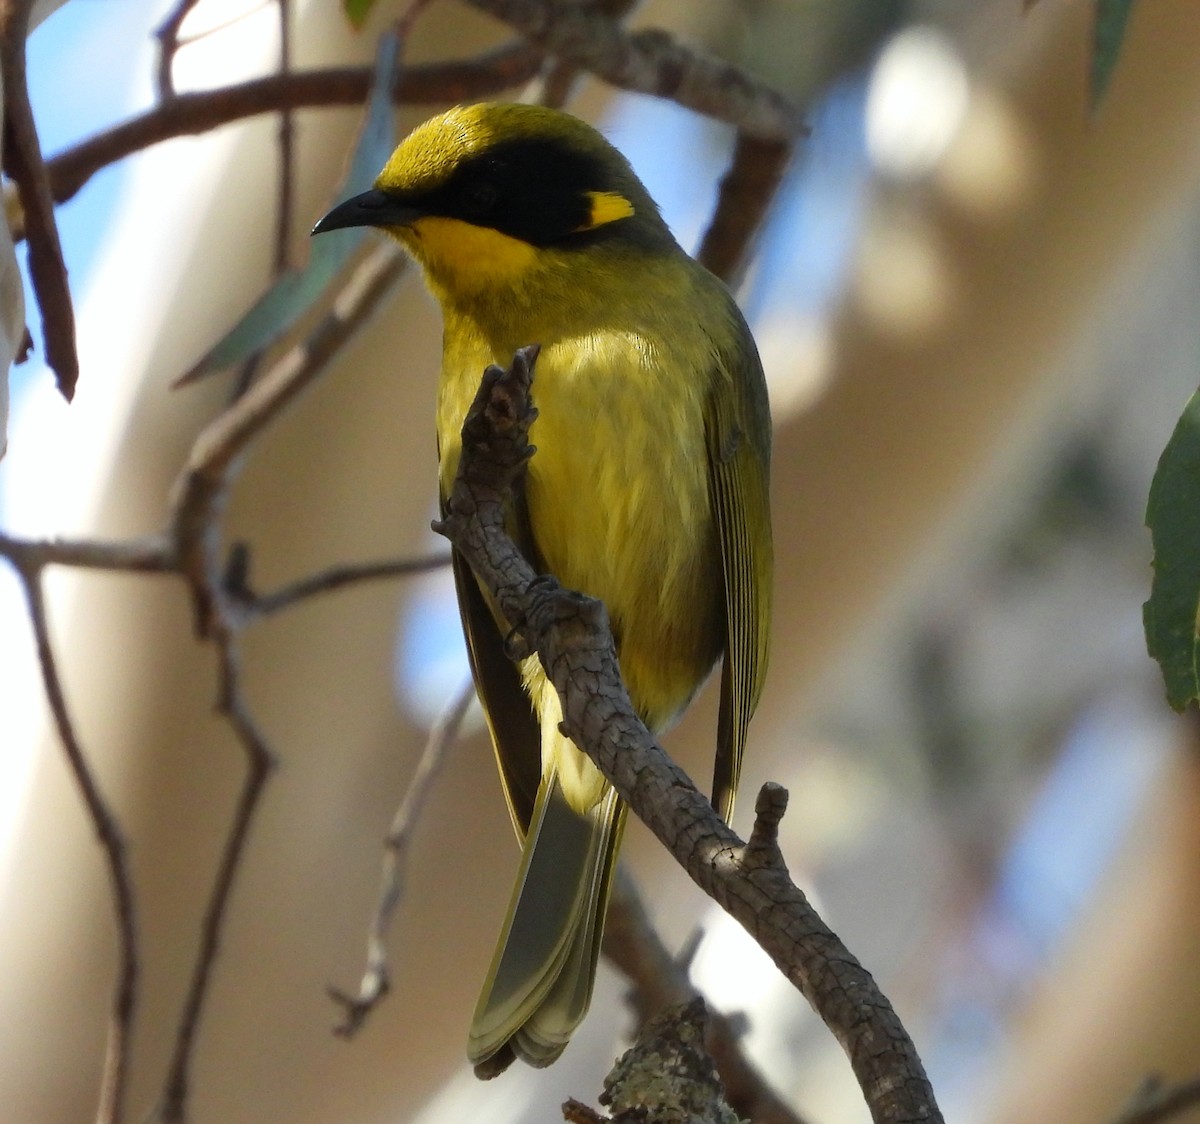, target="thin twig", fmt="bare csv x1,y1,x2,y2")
0,126,434,1124
0,0,78,398
224,1,294,404
153,0,202,99
236,552,451,619
173,0,273,51
150,232,417,1117
272,0,294,275
9,560,139,1124
157,628,276,1124
0,531,176,573
463,0,803,138
153,242,413,1114
331,679,475,1036
436,349,943,1124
